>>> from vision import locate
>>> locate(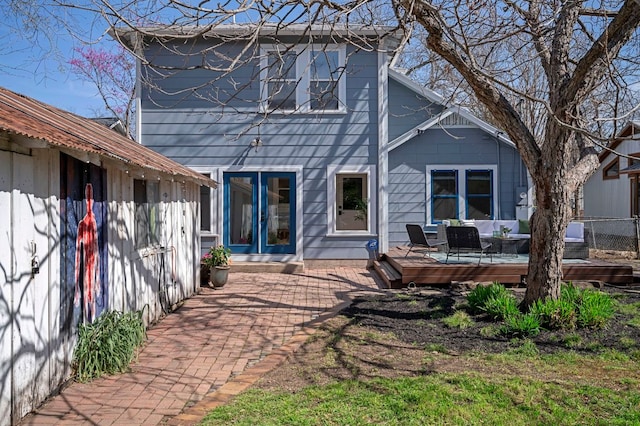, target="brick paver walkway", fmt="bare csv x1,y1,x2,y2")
20,268,385,425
